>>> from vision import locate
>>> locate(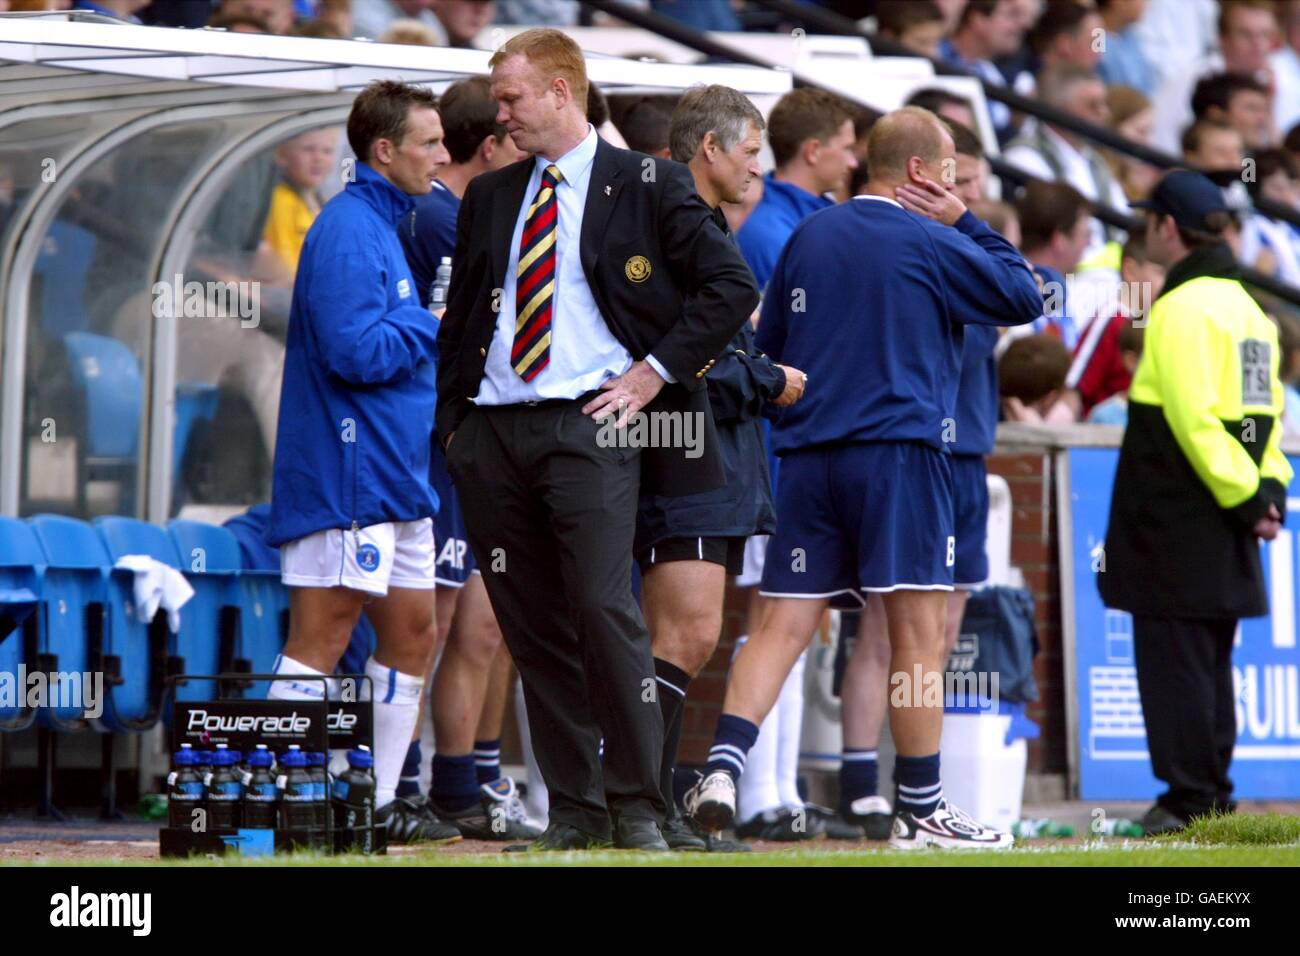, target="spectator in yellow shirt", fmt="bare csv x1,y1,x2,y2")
262,127,338,278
